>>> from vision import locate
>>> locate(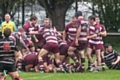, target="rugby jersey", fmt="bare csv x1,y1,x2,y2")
104,50,119,69
0,38,18,64
77,18,88,43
